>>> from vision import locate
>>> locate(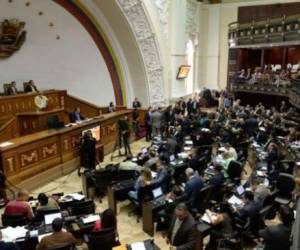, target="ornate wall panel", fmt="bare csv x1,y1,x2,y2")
116,0,166,106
